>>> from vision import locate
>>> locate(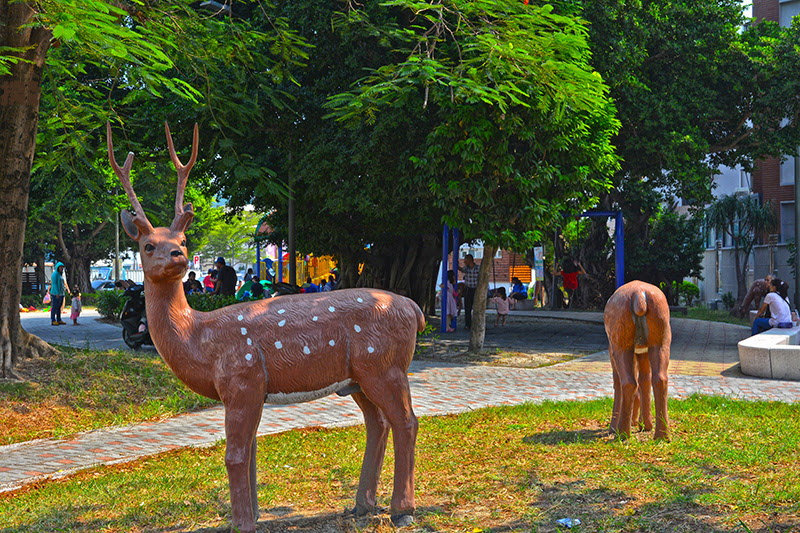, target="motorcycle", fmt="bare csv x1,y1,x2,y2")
117,280,154,350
